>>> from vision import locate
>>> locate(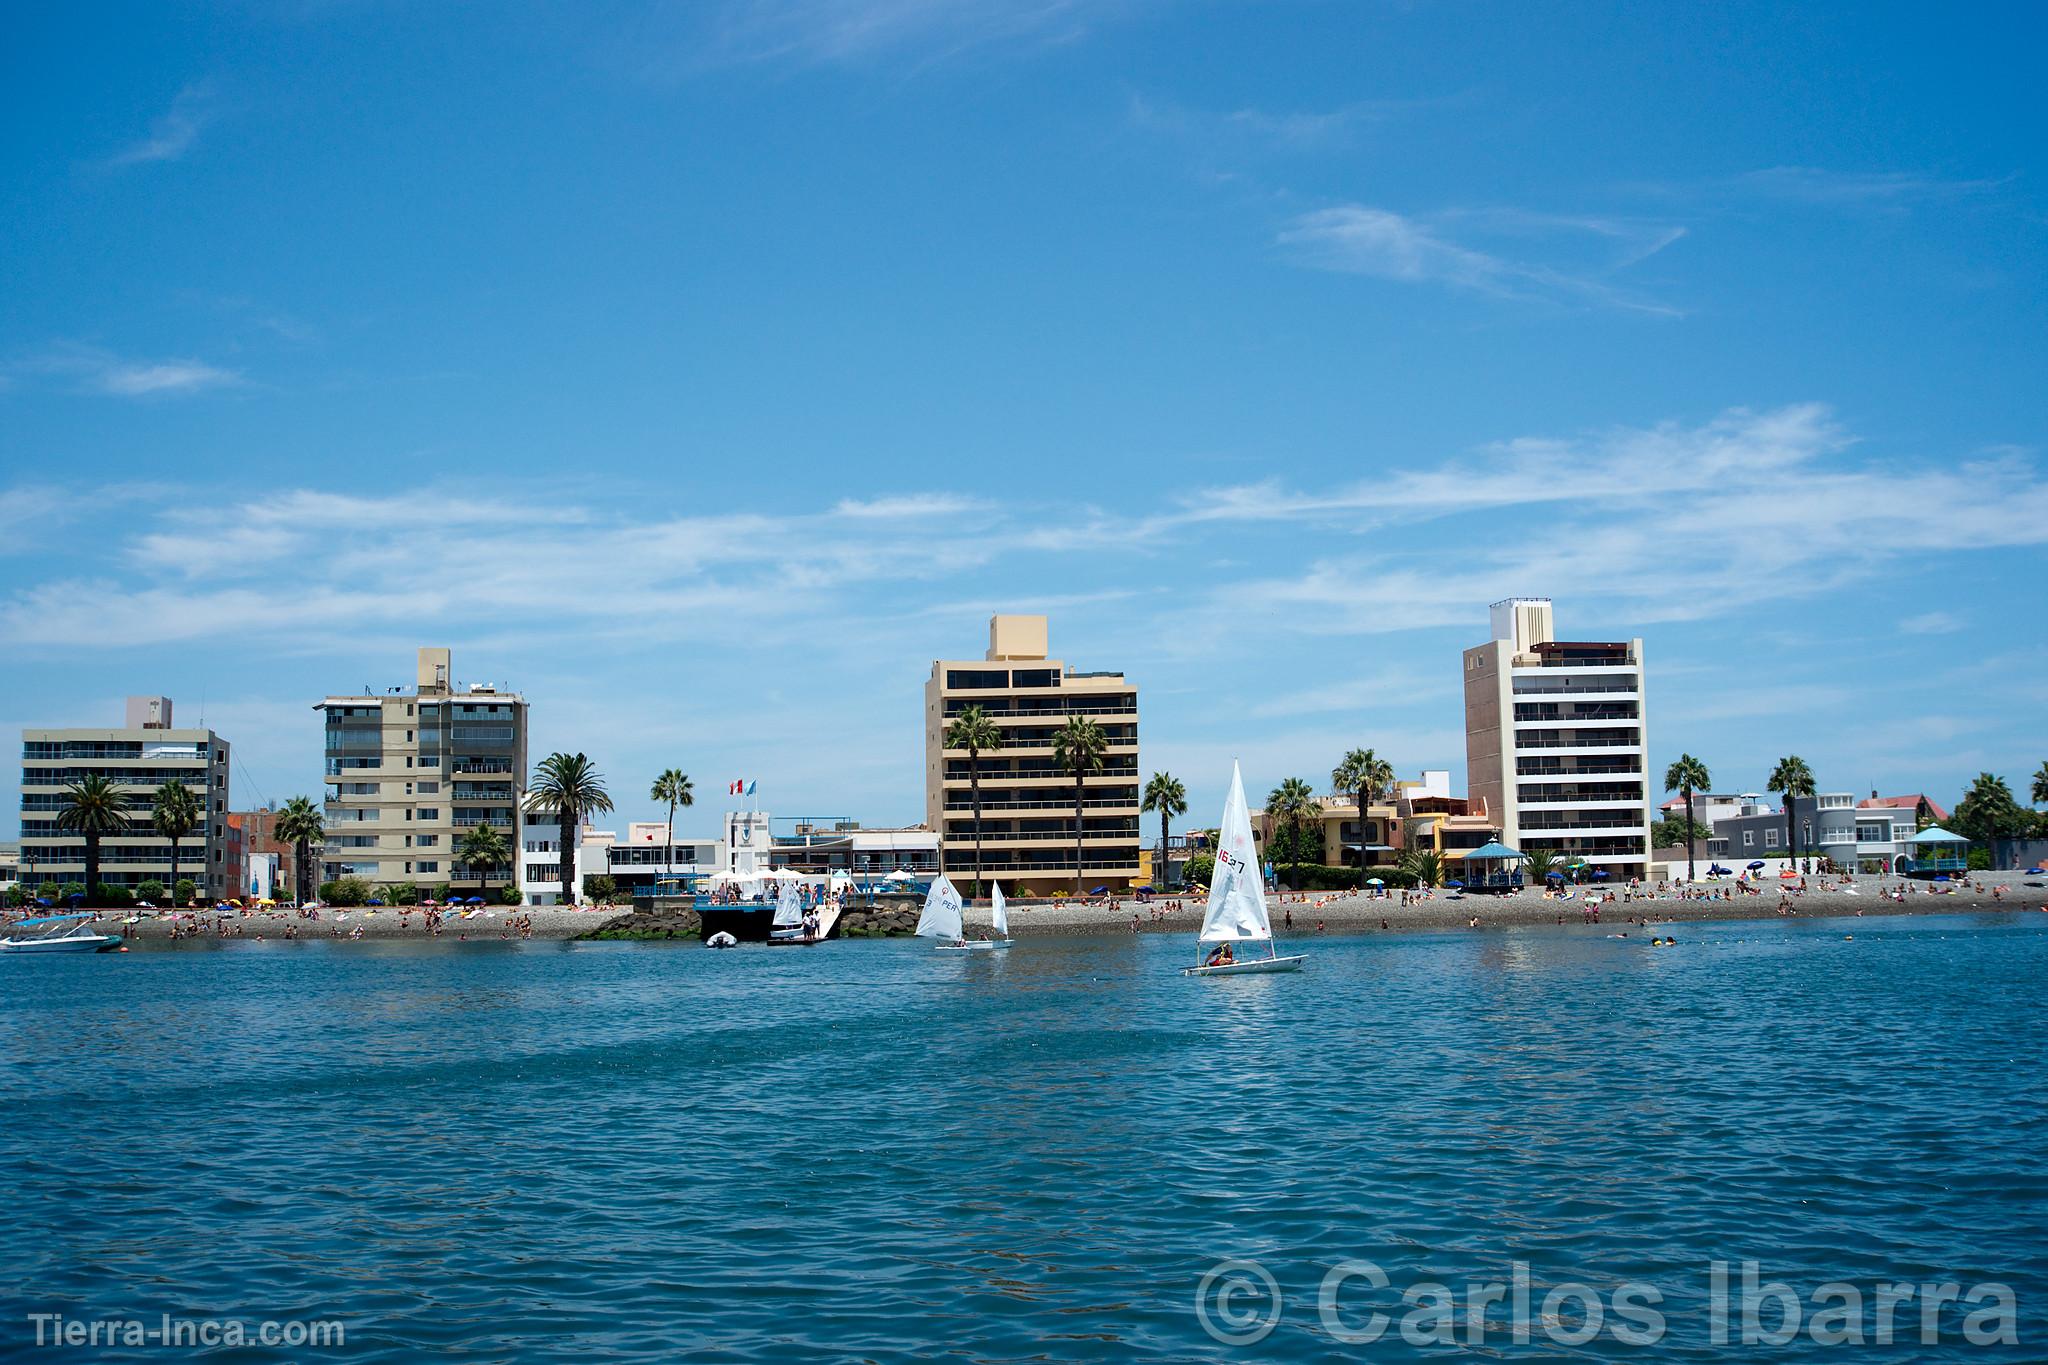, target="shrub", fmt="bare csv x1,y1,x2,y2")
174,877,197,906
326,877,371,907
1180,852,1215,887
497,884,524,906
1274,863,1419,891
92,884,135,909
428,884,452,904
4,884,26,908
582,875,618,904
388,881,421,906
59,882,87,902
135,879,167,904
